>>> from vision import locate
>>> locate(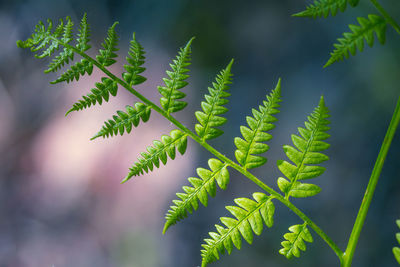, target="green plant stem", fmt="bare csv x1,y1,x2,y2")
342,96,400,267
59,39,343,260
370,0,400,35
